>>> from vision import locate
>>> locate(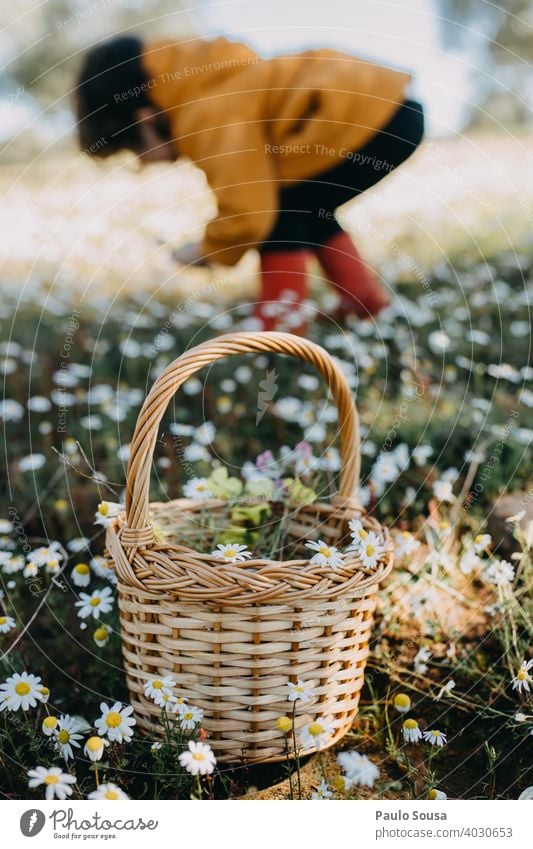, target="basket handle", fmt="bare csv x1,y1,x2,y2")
124,331,361,534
